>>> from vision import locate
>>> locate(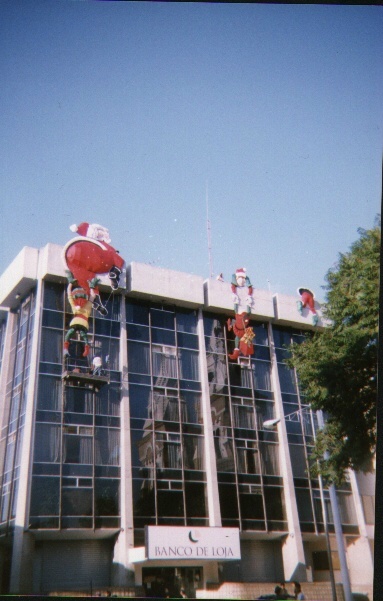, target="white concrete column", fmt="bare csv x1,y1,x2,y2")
112,294,135,586
268,323,306,582
344,470,374,587
197,309,221,528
